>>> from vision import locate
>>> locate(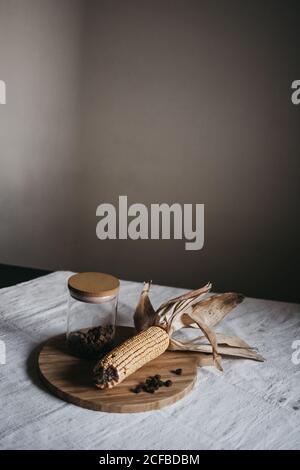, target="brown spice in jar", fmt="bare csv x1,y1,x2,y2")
67,324,114,359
